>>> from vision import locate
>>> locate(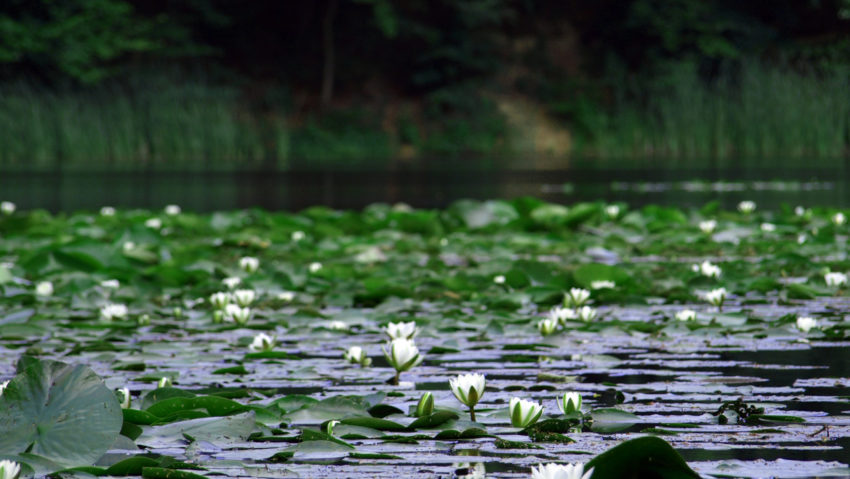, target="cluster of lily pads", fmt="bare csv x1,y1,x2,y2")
0,197,849,478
